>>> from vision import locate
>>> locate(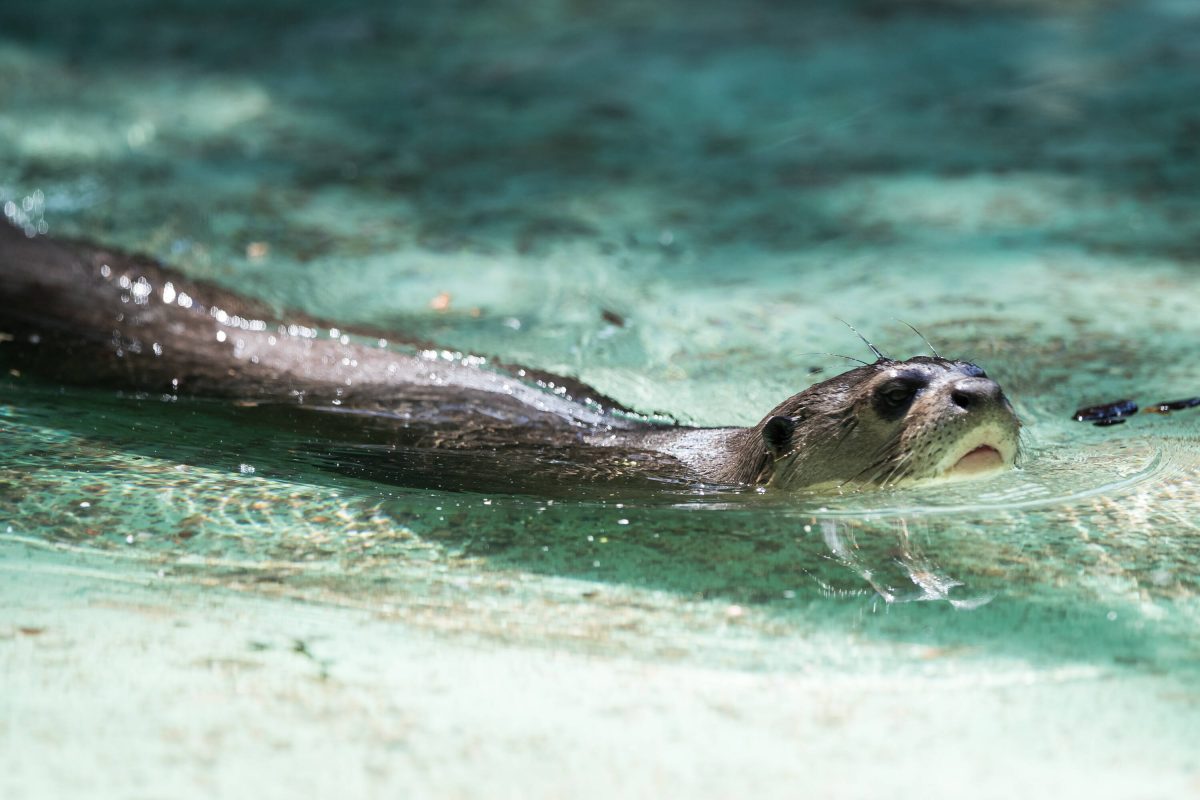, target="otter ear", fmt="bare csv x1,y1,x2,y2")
762,415,796,457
